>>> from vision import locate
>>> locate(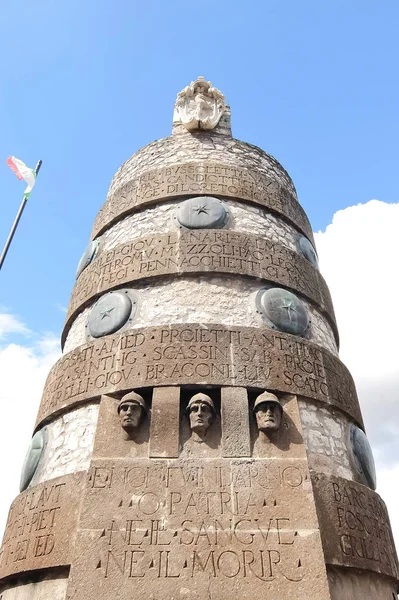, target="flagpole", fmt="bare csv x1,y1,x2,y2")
0,160,42,271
